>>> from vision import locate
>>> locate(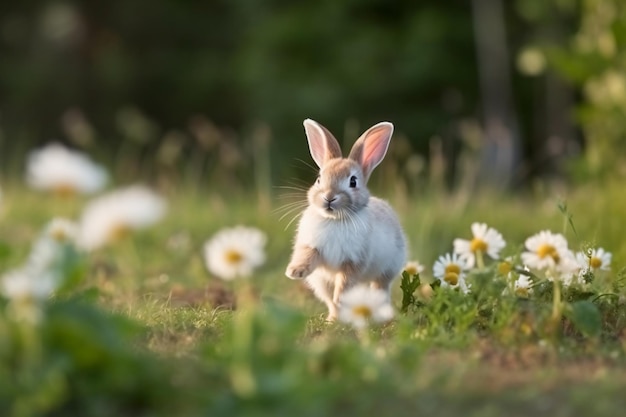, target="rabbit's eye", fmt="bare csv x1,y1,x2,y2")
349,176,357,188
316,176,321,185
